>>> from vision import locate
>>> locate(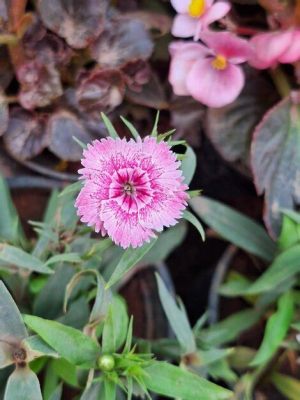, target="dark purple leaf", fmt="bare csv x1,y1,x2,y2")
121,60,151,92
76,68,125,114
3,108,49,161
205,69,278,173
90,16,153,68
251,97,300,237
38,0,108,49
17,59,63,110
47,110,93,161
126,70,167,109
0,89,8,136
